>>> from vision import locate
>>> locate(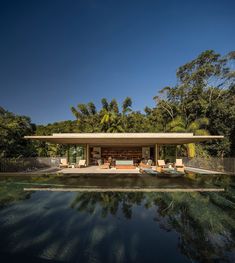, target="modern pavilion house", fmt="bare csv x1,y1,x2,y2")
25,133,223,166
